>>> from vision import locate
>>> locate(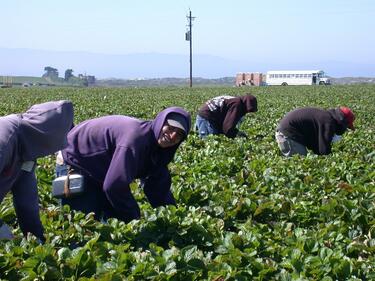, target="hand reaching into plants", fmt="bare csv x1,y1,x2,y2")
237,131,248,138
0,220,14,240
